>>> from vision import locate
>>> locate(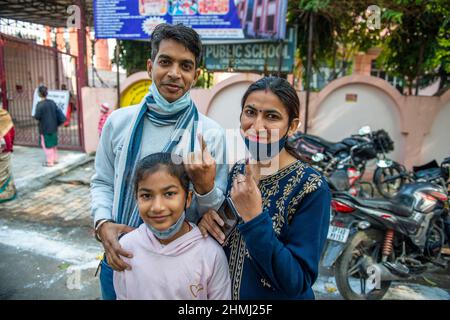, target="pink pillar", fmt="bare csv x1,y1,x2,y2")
95,39,112,71
56,28,66,52
44,26,52,47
